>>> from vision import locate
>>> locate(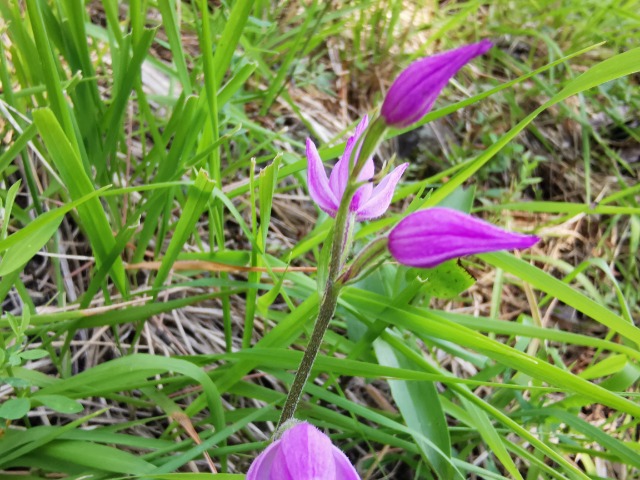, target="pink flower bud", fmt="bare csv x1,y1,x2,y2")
381,40,493,128
388,207,539,268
